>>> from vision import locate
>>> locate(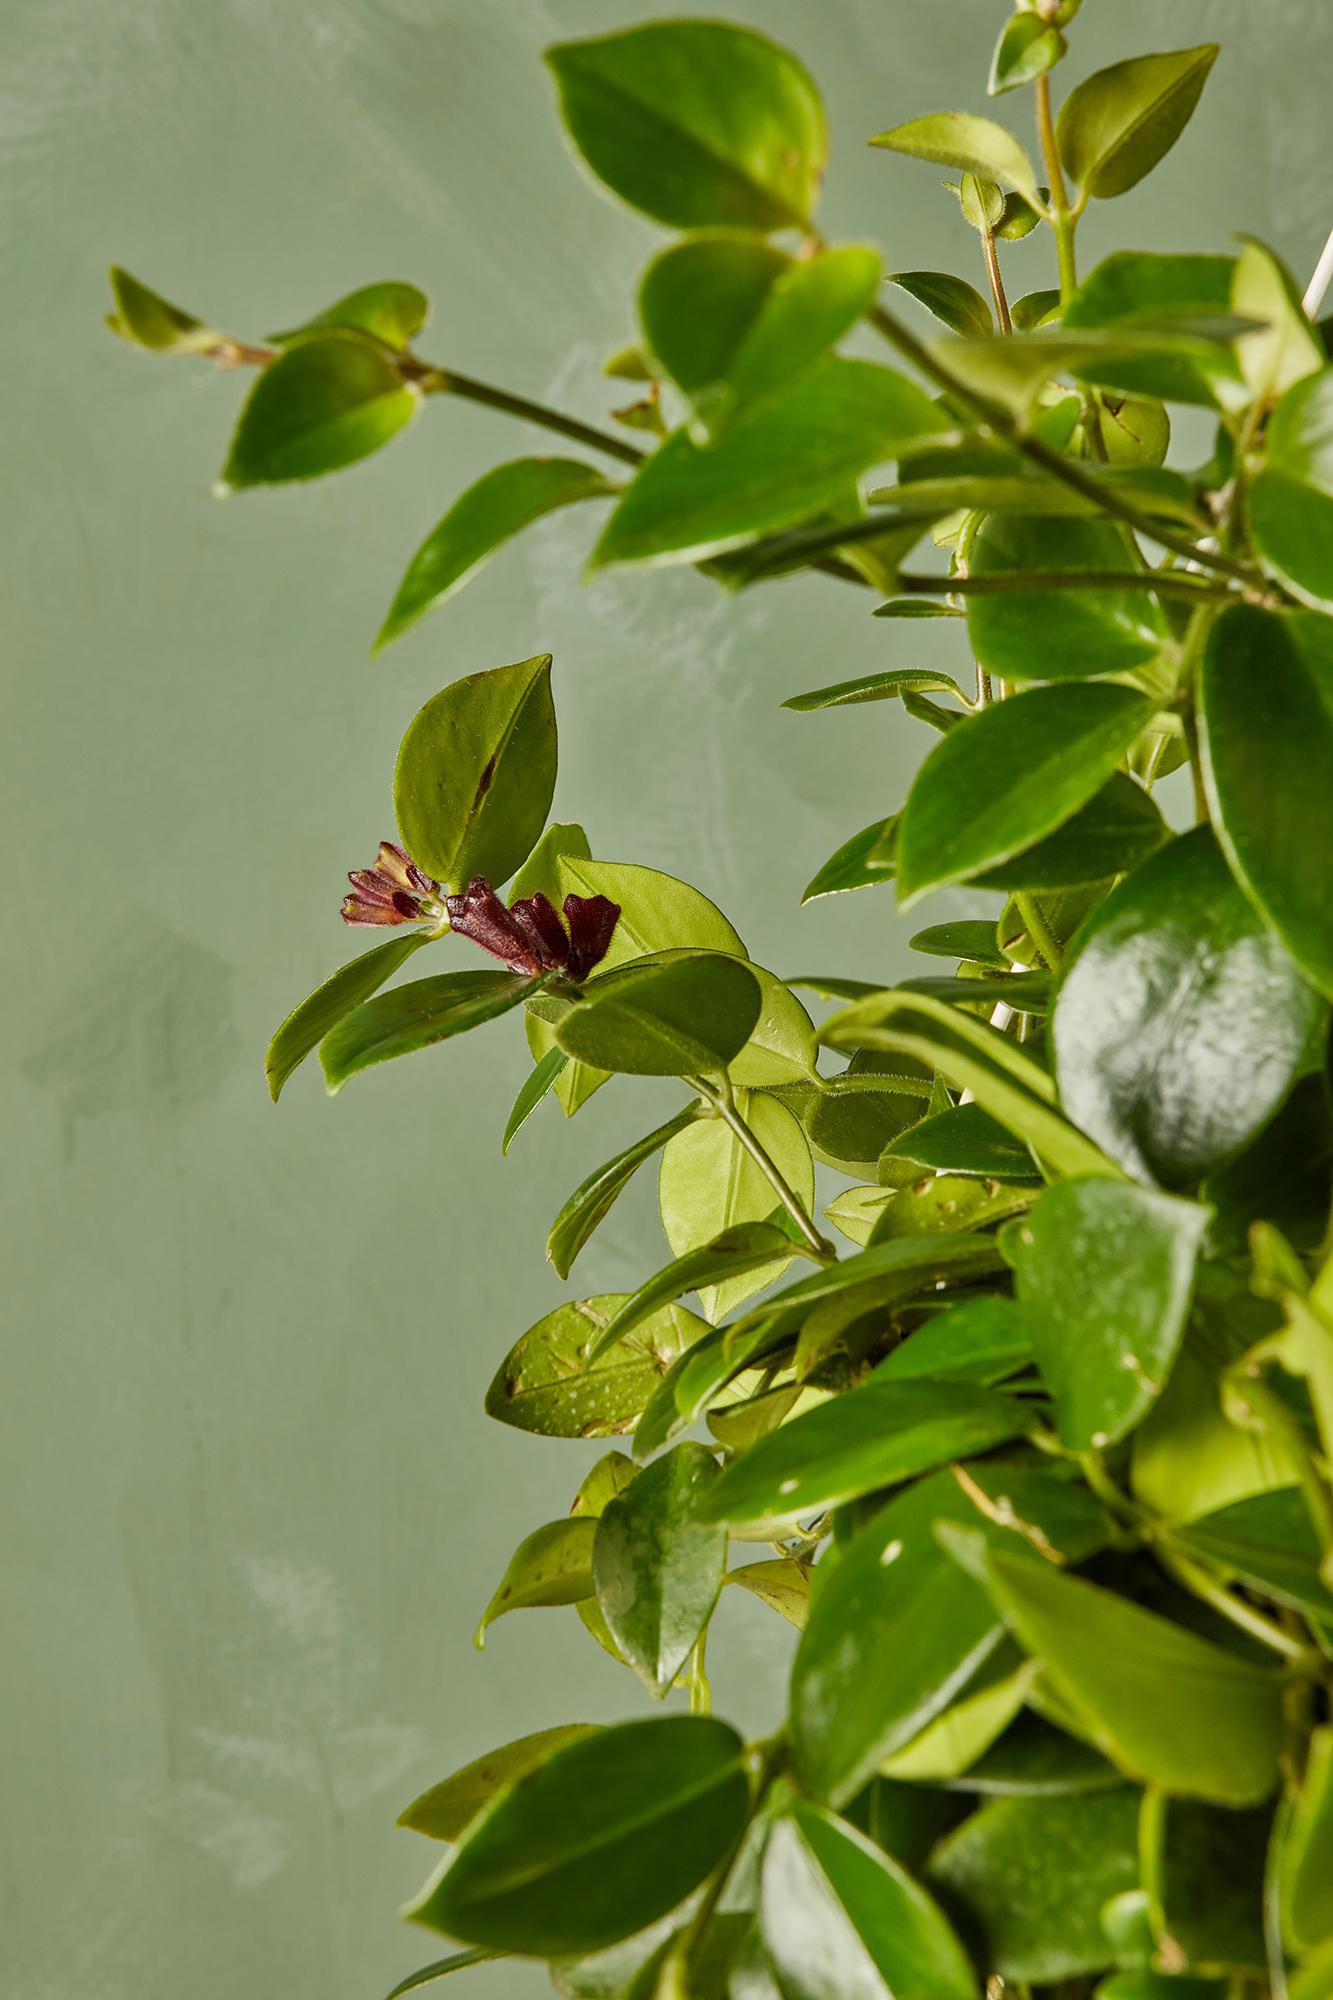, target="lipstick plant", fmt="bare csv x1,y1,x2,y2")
113,7,1333,1997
